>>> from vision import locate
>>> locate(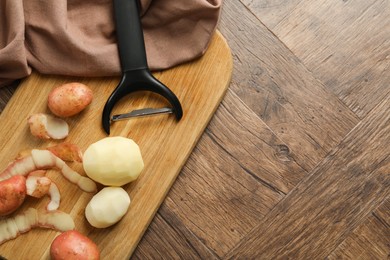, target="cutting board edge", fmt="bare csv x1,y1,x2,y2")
0,30,233,259
125,30,233,257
